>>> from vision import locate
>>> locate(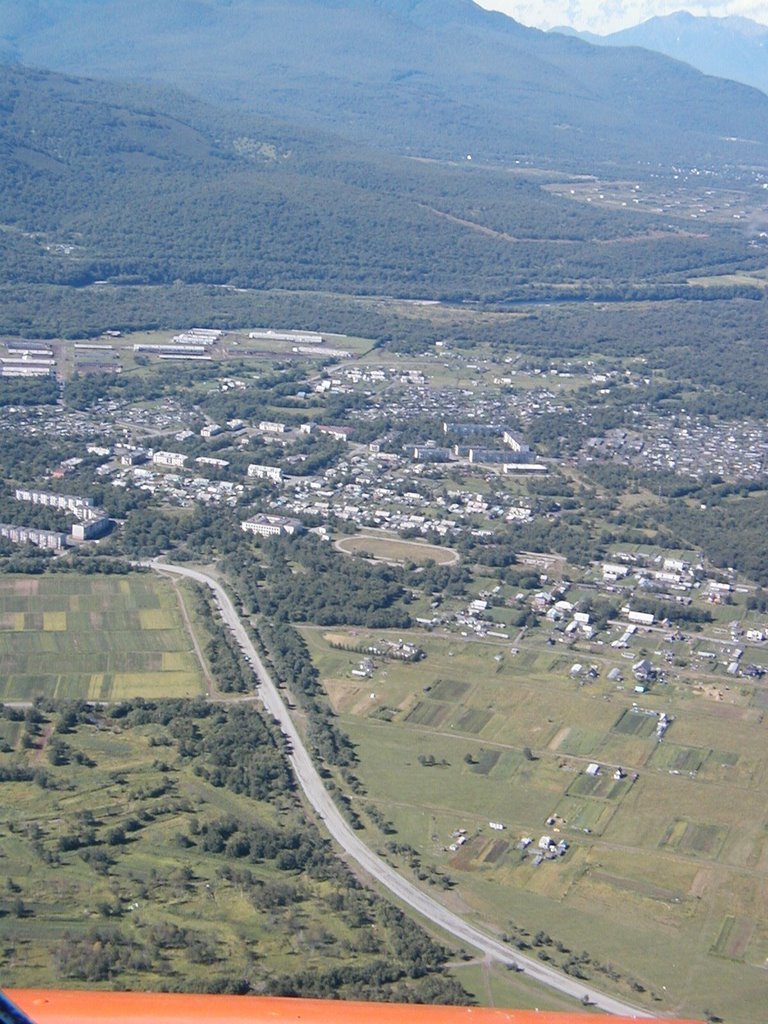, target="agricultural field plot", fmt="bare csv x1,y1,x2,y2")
649,743,710,774
712,916,754,960
659,819,730,859
430,678,471,701
469,748,506,776
741,645,768,668
319,624,768,1023
566,771,629,801
0,574,204,701
551,796,616,834
612,707,660,738
550,726,603,757
404,700,452,728
454,707,494,734
594,733,657,768
697,749,740,783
